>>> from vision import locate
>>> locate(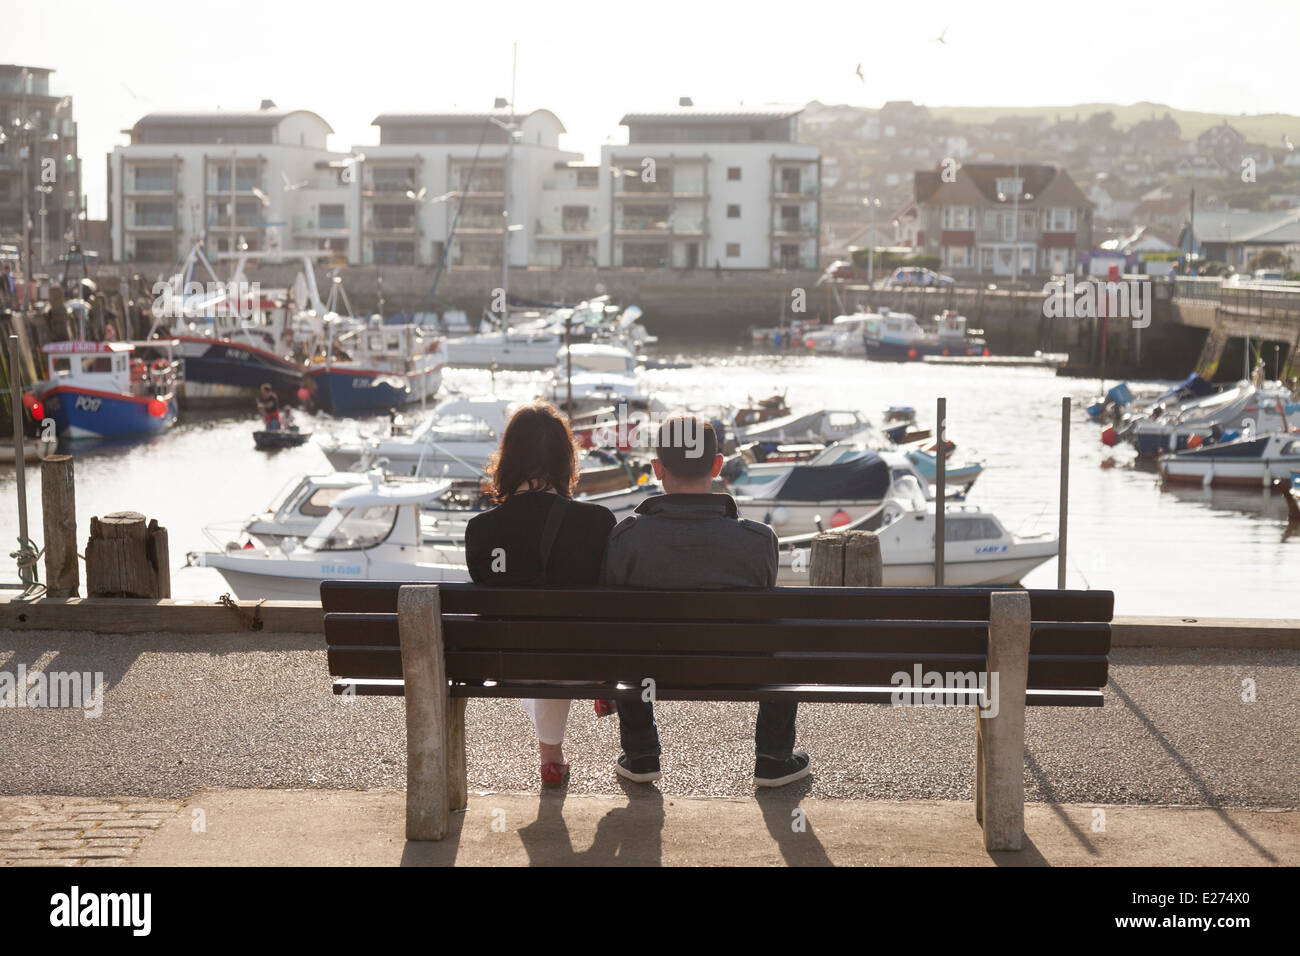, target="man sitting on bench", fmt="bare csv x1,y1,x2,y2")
603,414,812,788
